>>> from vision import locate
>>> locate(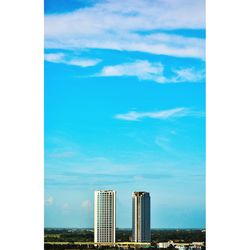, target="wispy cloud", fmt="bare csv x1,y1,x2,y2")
45,172,173,188
62,202,69,209
66,58,101,67
95,60,205,83
45,196,54,206
44,53,65,63
169,68,205,83
155,136,172,152
44,52,101,67
61,202,70,213
81,200,91,210
96,60,167,83
115,107,189,121
45,0,205,59
48,151,75,159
